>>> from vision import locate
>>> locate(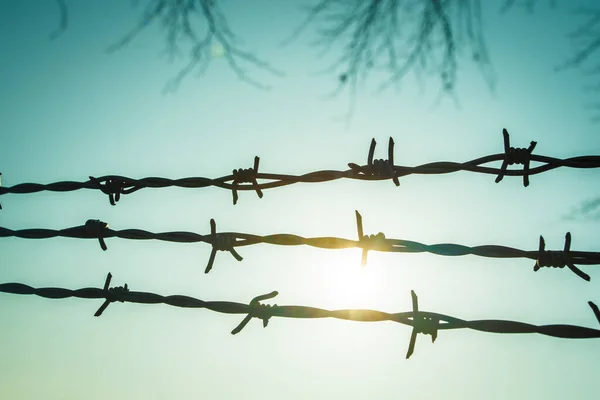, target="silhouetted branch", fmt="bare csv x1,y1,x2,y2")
285,0,496,118
106,0,283,91
557,7,600,71
500,0,555,14
563,196,600,221
49,0,68,40
549,5,600,120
